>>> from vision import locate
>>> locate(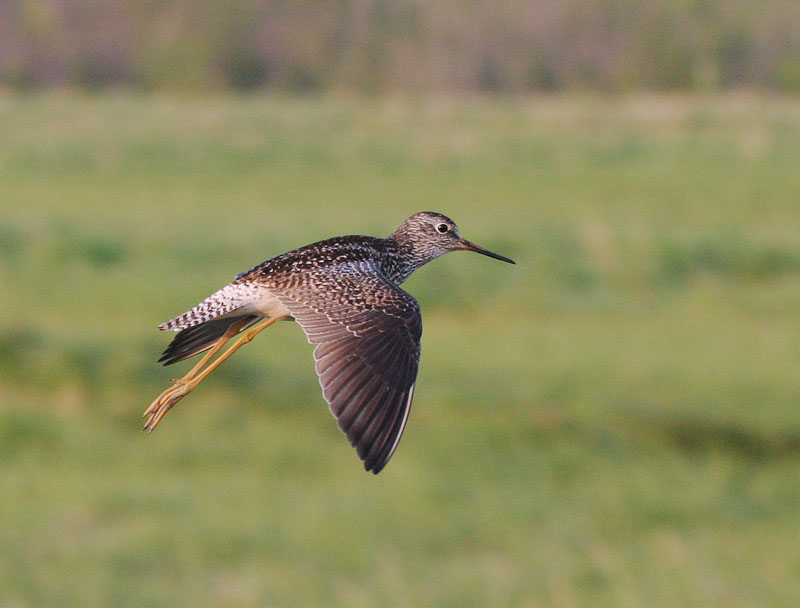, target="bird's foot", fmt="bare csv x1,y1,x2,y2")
142,380,191,432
